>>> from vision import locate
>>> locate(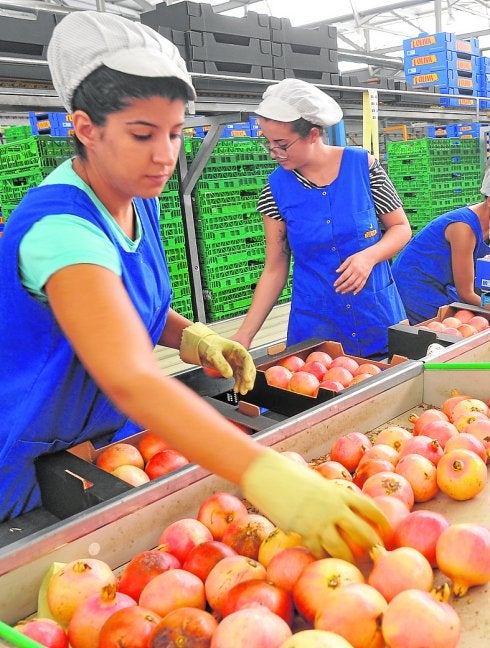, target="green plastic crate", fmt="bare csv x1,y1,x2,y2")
0,135,74,173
